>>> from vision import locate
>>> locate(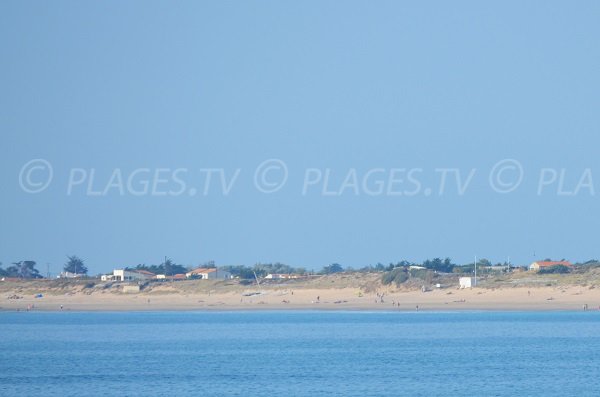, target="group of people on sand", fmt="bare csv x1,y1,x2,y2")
376,292,420,309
